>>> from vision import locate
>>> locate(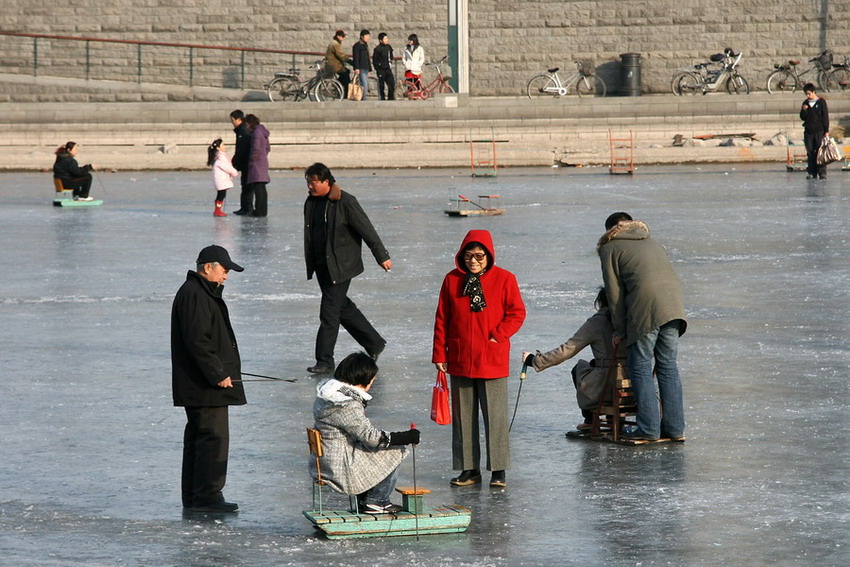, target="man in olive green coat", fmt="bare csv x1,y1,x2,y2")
597,212,687,442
